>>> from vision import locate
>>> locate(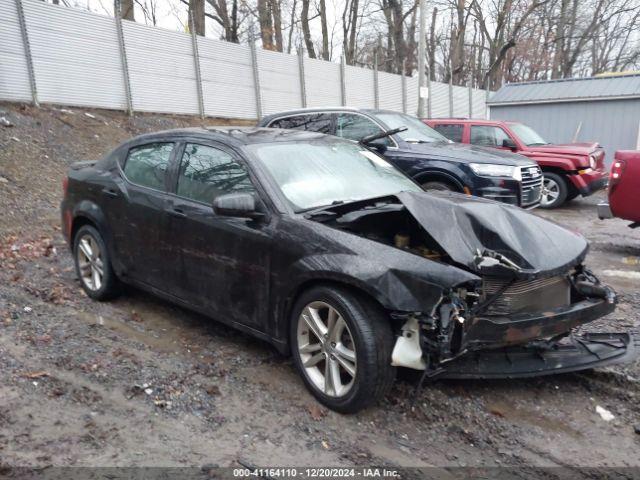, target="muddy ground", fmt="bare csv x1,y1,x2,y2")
1,102,639,475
